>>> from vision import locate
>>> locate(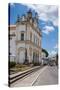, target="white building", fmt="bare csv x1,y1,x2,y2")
9,10,42,64
41,52,46,58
